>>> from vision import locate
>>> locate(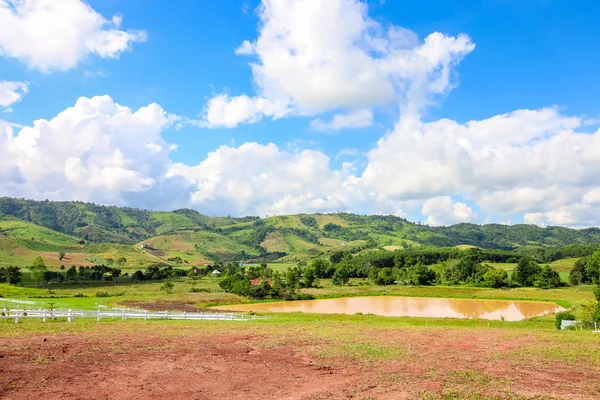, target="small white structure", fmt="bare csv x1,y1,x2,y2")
140,243,150,249
211,270,222,277
560,320,578,330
